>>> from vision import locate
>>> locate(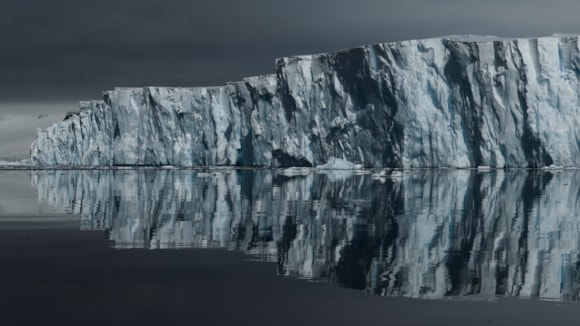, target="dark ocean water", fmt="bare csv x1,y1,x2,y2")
1,168,580,325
